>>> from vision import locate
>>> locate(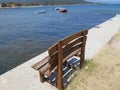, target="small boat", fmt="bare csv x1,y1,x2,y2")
59,8,67,13
54,7,61,10
35,10,47,14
